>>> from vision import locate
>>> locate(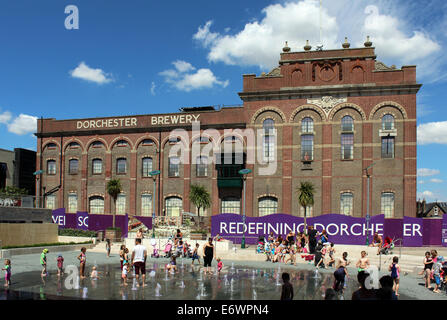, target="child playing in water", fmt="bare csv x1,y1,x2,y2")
40,249,49,277
77,247,87,279
280,272,294,300
217,257,223,273
106,239,111,258
389,256,401,296
122,262,129,286
56,254,64,277
119,245,125,270
2,259,11,287
327,243,335,267
356,251,370,273
90,266,99,280
432,256,444,294
166,254,178,273
191,243,200,265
